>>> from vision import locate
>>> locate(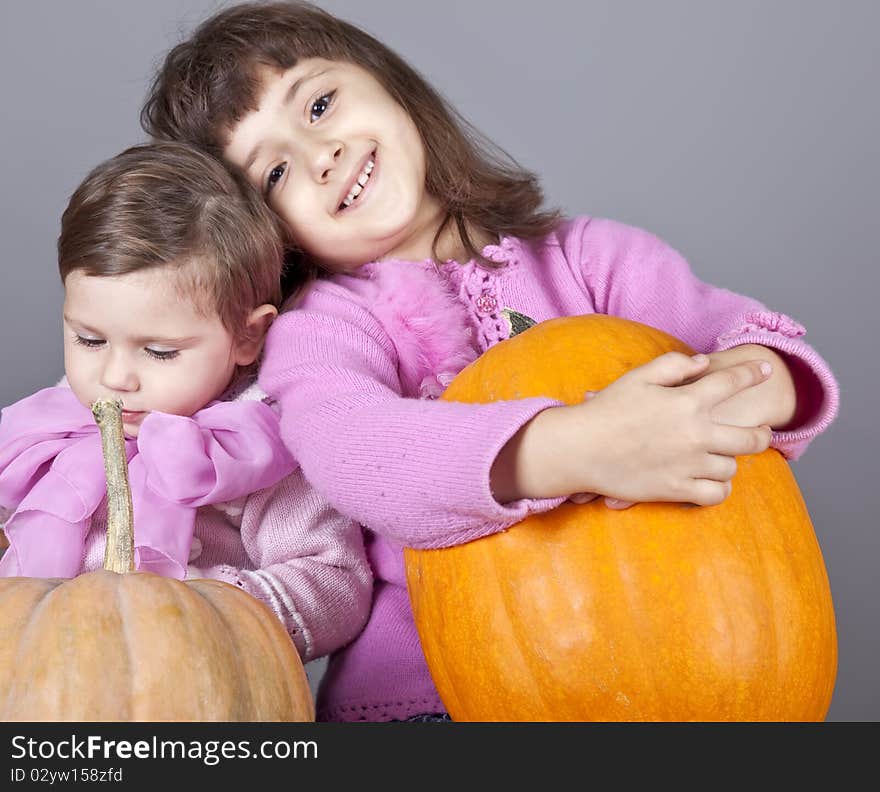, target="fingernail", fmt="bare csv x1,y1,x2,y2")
691,354,707,364
759,361,772,376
